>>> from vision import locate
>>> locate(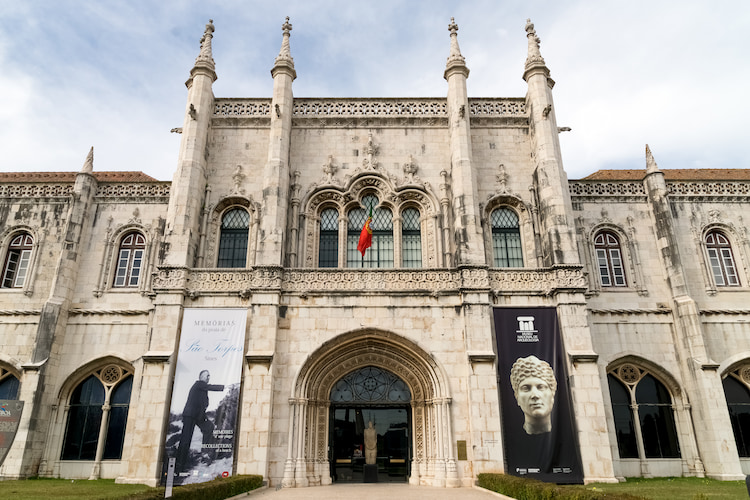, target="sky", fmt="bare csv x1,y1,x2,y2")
1,1,748,181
